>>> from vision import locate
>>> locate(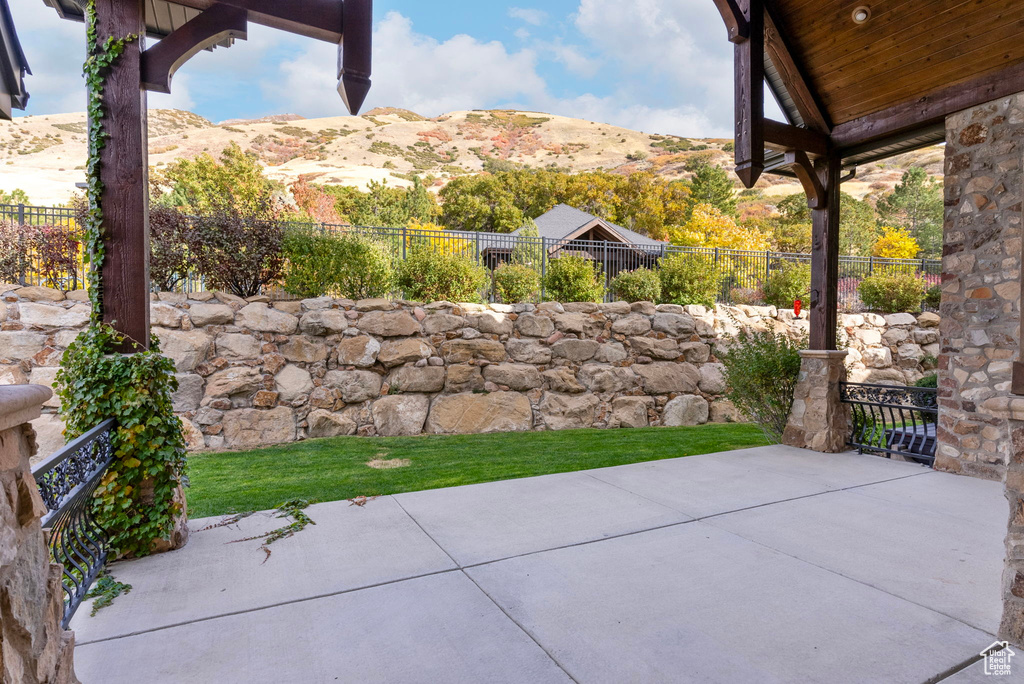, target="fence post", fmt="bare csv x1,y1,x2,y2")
869,255,873,275
765,250,771,281
16,204,27,286
401,226,407,260
475,232,481,265
541,237,548,301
